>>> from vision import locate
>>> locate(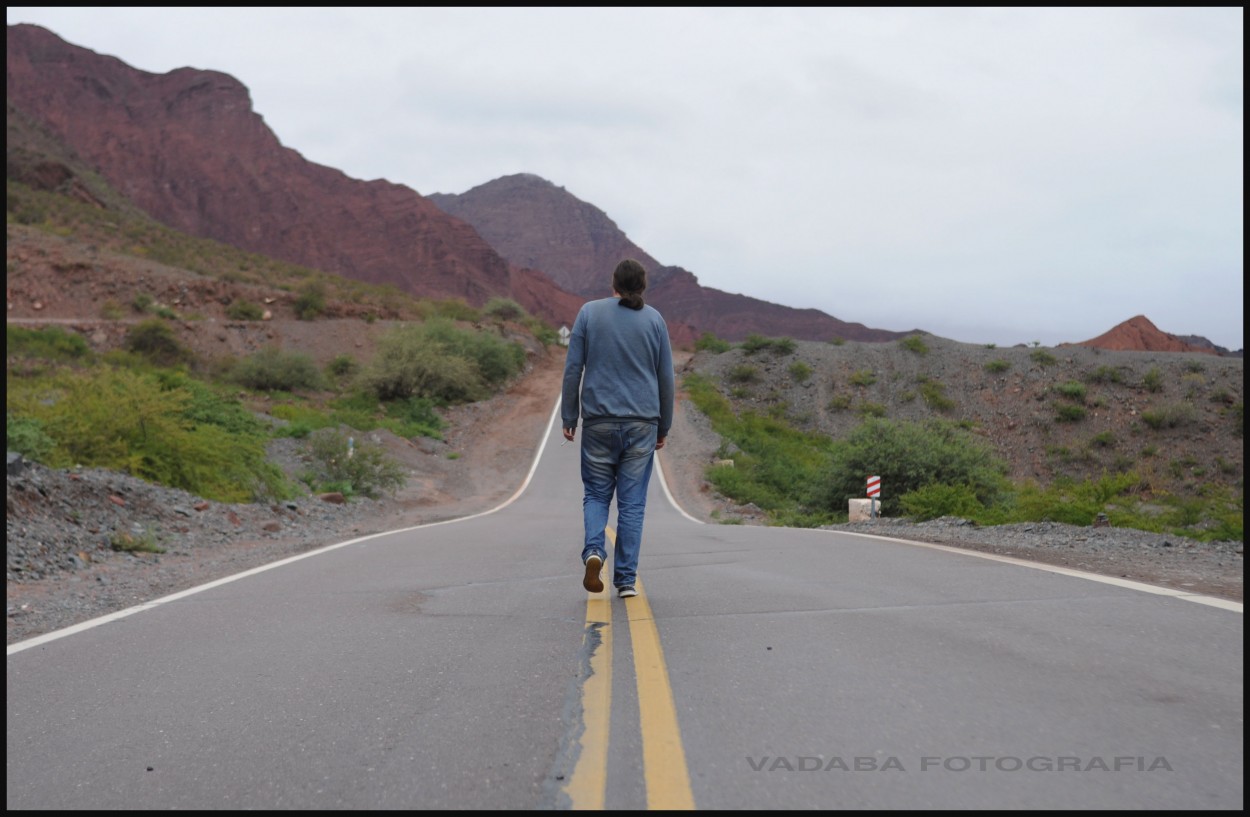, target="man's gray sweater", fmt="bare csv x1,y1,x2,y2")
561,297,675,437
